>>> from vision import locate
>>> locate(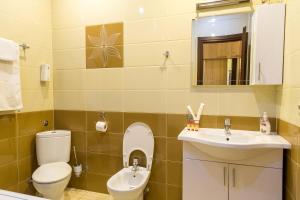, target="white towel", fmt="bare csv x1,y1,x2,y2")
0,38,19,61
0,38,23,111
